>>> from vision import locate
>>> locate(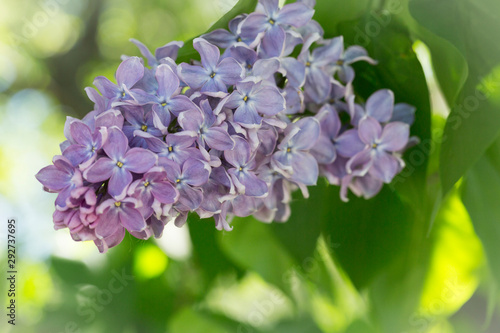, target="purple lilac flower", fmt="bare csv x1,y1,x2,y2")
178,38,244,94
84,127,157,198
202,15,259,49
95,197,146,239
63,121,107,168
